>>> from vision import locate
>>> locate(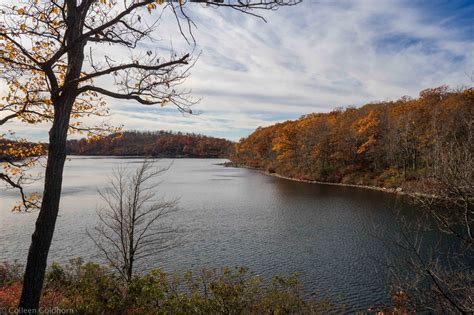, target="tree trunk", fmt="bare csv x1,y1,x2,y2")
127,256,134,282
18,104,73,311
18,3,84,310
